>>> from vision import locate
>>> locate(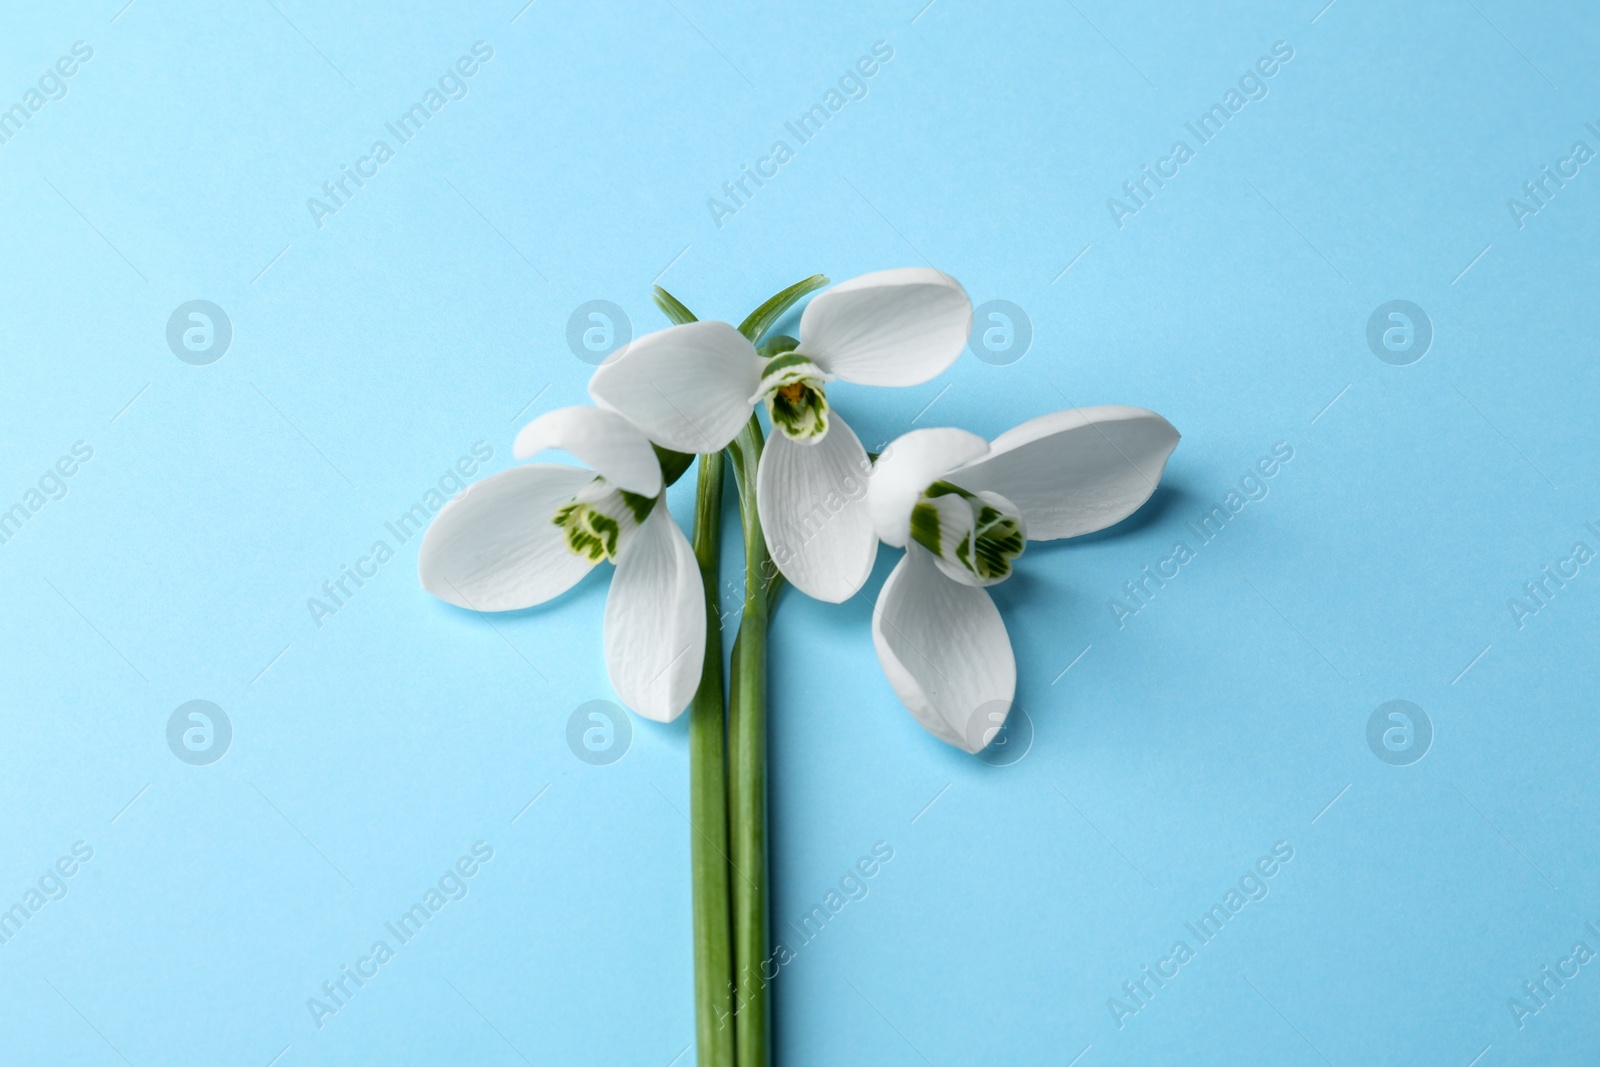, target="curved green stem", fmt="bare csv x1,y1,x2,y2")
727,417,771,1067
689,452,735,1067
